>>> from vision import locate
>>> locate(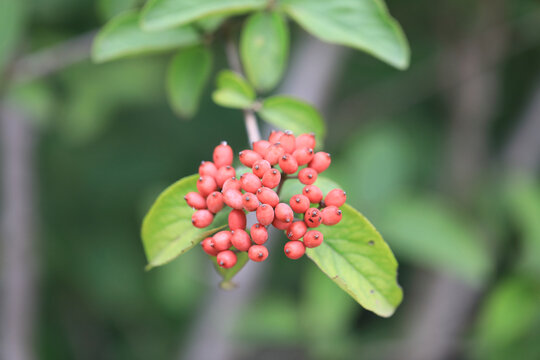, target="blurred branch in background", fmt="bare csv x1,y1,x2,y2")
0,104,37,360
180,34,346,360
